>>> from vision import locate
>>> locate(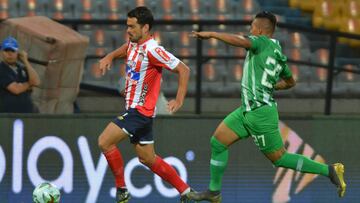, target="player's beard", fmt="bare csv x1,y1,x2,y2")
129,34,141,43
